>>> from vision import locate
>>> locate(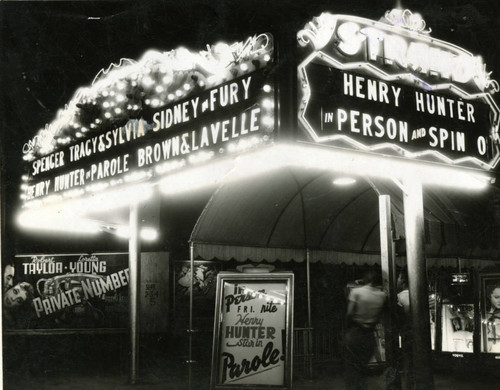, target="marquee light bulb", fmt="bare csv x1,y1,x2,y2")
333,177,357,186
159,159,234,195
142,76,154,87
141,227,158,241
261,116,274,127
17,210,100,235
113,226,158,241
261,98,274,109
115,226,129,238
